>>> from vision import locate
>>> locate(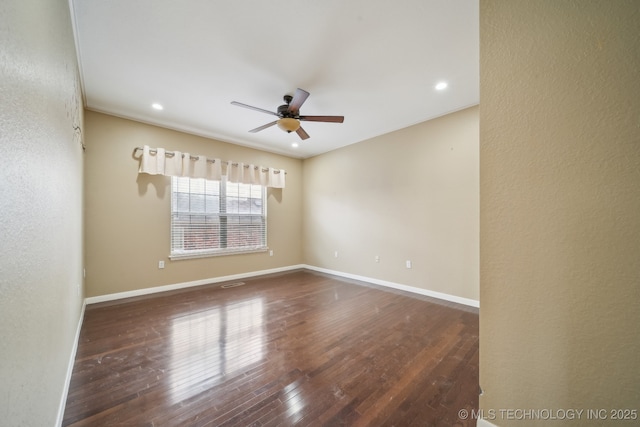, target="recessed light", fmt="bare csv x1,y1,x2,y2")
152,103,163,110
435,82,448,91
291,142,299,148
